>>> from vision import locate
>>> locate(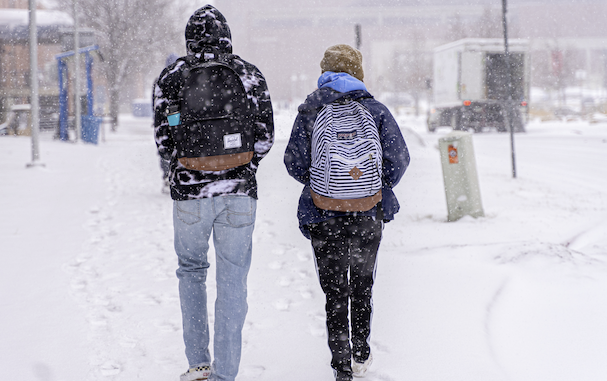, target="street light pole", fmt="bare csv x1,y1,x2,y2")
27,0,43,168
73,0,81,142
502,0,517,178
